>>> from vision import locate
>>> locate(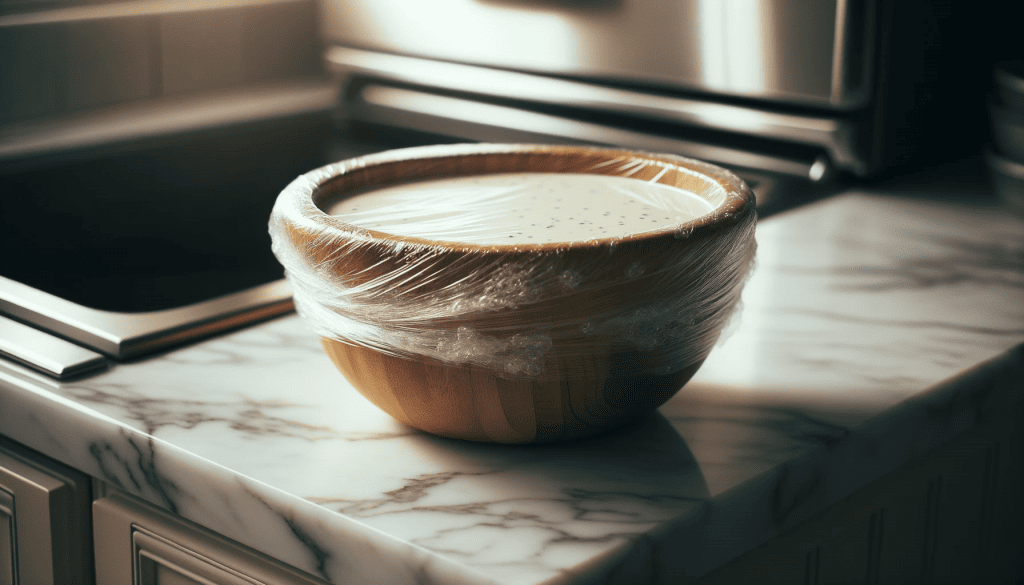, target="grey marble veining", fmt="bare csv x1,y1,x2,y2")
1,190,1022,584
